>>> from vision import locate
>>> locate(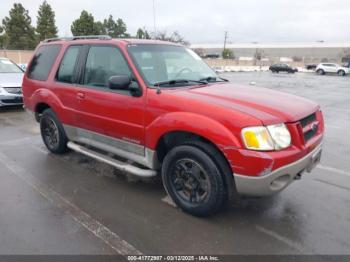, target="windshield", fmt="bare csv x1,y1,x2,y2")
0,59,23,73
127,44,218,86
